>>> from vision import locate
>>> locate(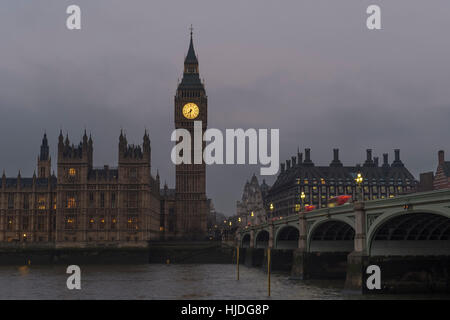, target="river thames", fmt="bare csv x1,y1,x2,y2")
0,264,448,300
